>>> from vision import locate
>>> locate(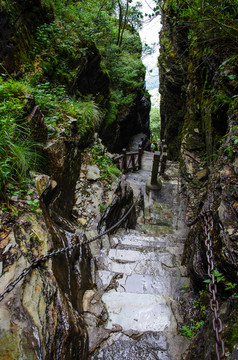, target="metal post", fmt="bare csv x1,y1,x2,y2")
131,154,135,170
151,151,160,185
138,145,142,169
141,138,144,154
122,148,127,172
159,152,167,175
160,139,166,153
